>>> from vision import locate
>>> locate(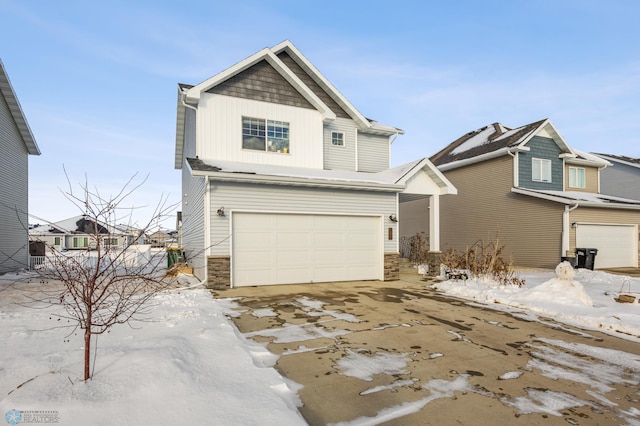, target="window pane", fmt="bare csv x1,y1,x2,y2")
242,117,266,150
332,132,344,146
267,120,290,153
541,160,551,182
532,159,541,181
